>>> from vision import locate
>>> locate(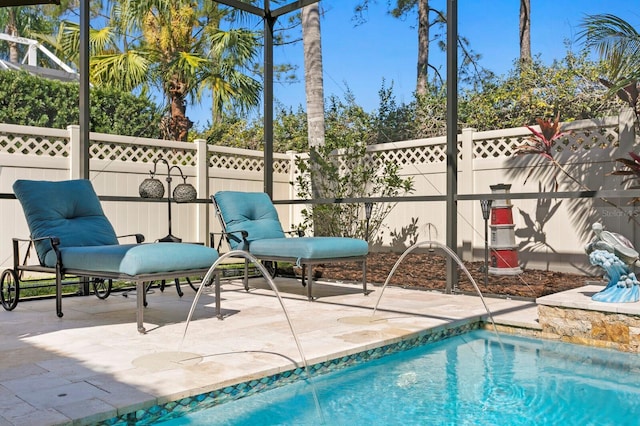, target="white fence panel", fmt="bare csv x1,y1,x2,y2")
1,108,637,275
